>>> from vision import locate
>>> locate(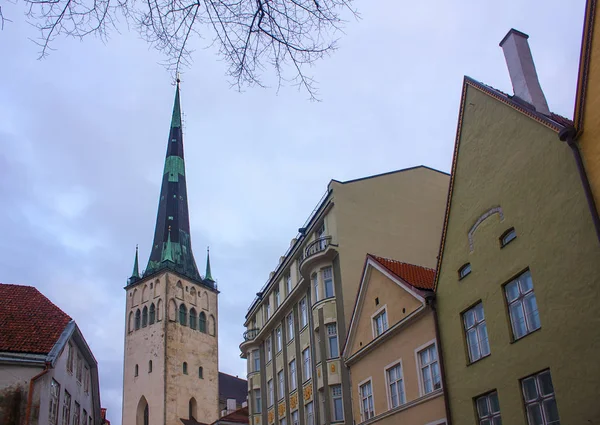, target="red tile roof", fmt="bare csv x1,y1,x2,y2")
369,255,435,290
0,283,71,355
211,407,249,424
